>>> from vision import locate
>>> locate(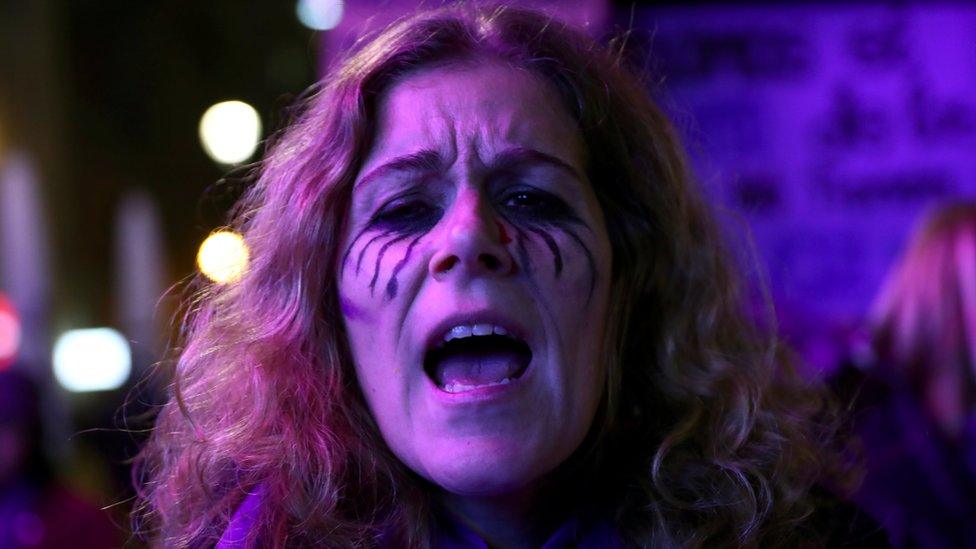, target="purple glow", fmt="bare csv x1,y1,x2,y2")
635,5,976,366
